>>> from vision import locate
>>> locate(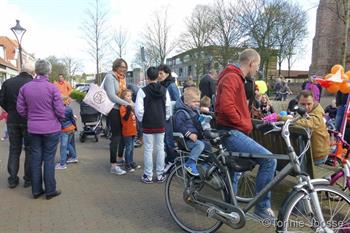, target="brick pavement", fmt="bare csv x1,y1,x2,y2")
0,101,309,233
